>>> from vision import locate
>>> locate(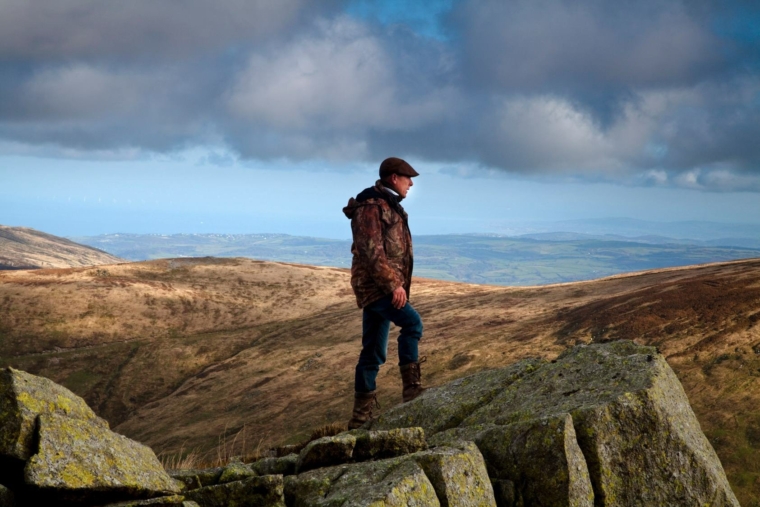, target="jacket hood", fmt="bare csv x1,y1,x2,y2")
343,181,402,219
